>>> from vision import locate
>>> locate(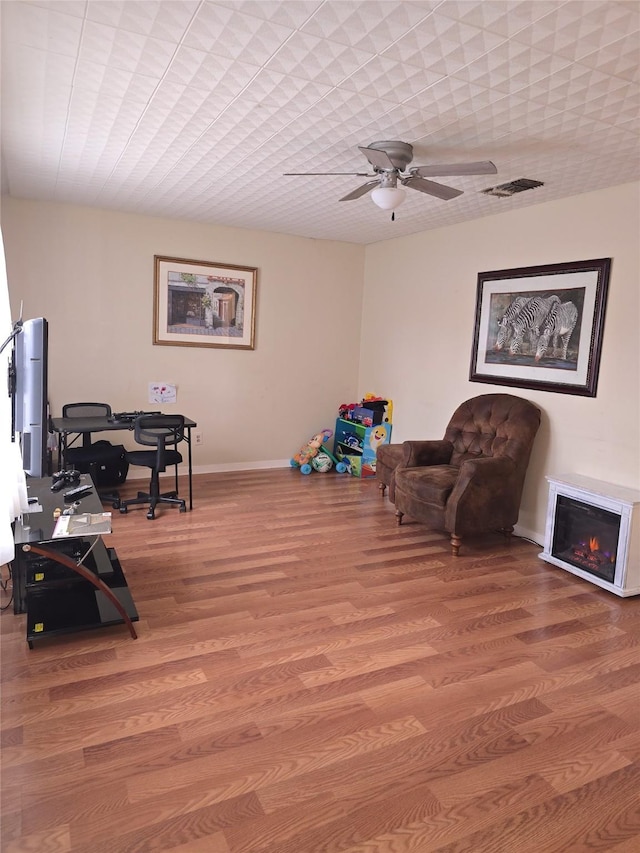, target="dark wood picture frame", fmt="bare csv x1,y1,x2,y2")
469,257,611,397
